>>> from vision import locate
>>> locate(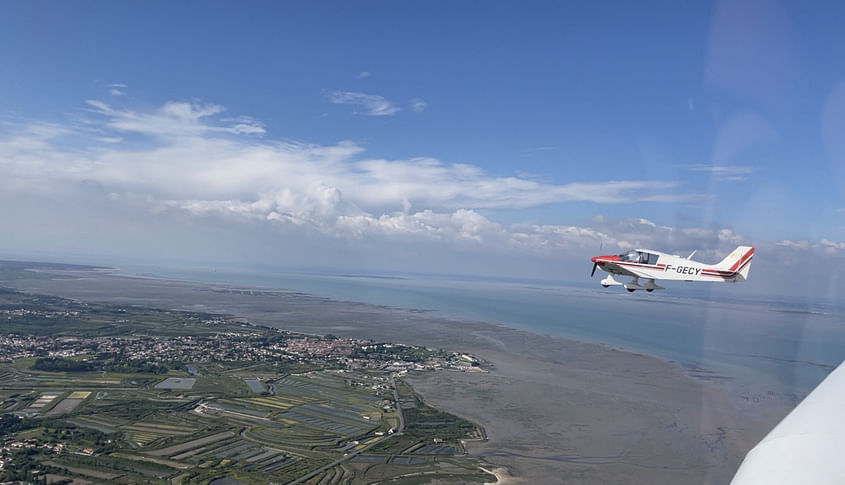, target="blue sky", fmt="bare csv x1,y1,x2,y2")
2,1,845,296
